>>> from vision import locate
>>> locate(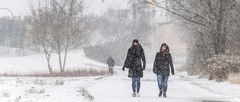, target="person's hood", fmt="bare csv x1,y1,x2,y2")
132,39,139,45
160,43,170,53
131,39,142,47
